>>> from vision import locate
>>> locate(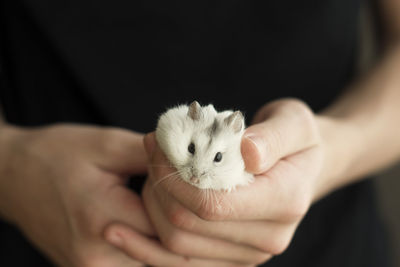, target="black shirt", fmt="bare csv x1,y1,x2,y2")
0,0,392,266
